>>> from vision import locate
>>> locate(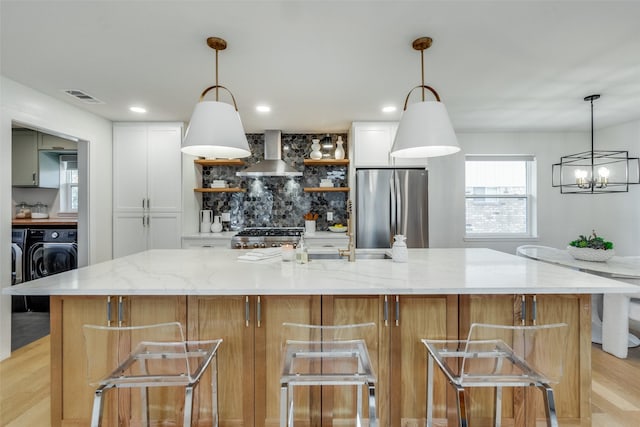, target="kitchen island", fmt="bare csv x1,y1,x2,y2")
6,248,638,427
